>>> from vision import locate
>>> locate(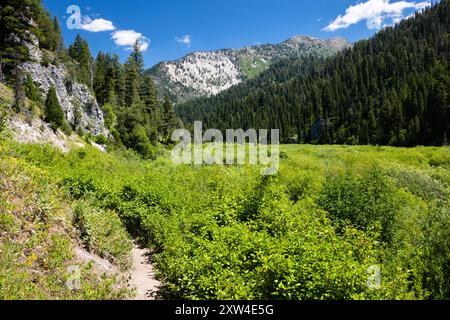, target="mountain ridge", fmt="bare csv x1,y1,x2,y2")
146,36,351,104
176,1,449,146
